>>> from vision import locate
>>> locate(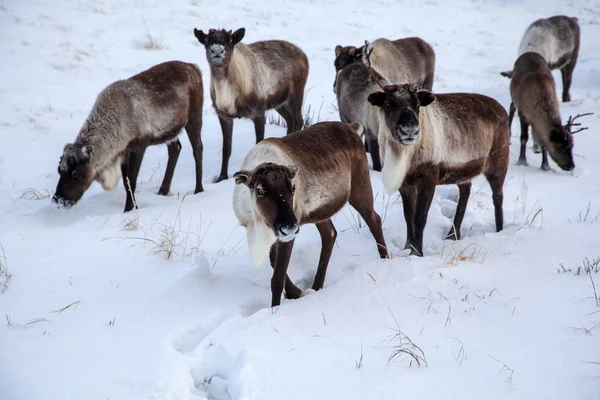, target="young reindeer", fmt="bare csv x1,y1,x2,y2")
509,52,590,171
333,45,391,171
501,16,580,103
53,61,204,212
232,121,388,307
193,28,309,182
368,84,509,256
